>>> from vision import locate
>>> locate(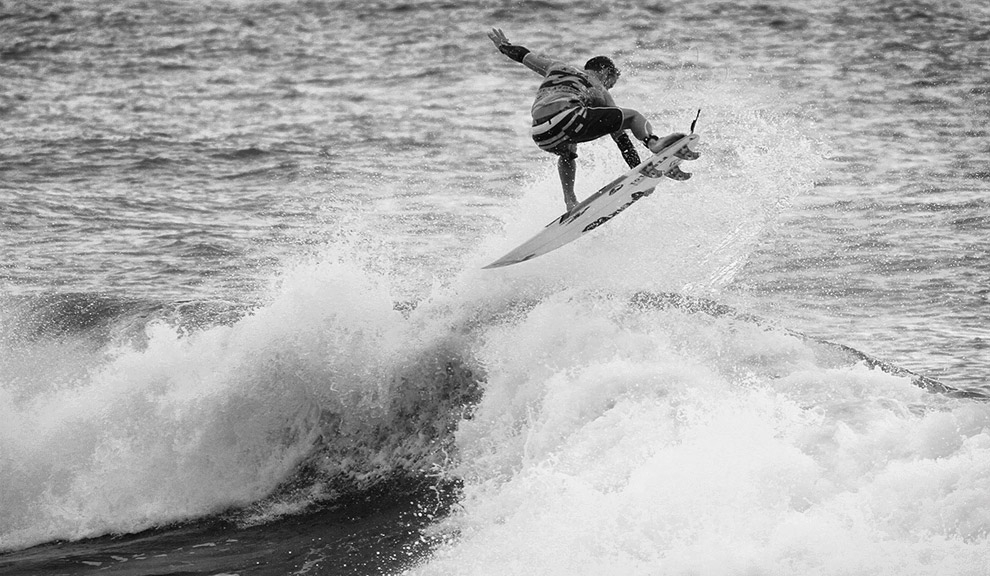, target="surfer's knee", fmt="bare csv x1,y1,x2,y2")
619,108,651,141
547,141,577,161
